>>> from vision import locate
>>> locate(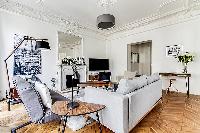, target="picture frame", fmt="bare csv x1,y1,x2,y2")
166,45,183,57
13,34,42,75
